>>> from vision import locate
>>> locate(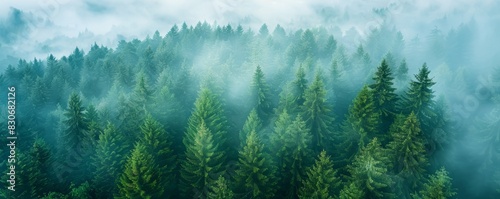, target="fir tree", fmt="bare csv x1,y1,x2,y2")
413,168,456,199
292,65,308,107
117,142,163,199
92,123,129,198
401,63,436,141
139,115,176,198
251,65,273,122
234,130,276,198
185,87,229,160
239,108,262,146
298,150,340,199
348,85,379,148
348,138,394,199
369,59,398,139
181,121,225,198
388,112,428,190
282,115,313,198
301,73,334,152
339,182,365,199
208,175,234,199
